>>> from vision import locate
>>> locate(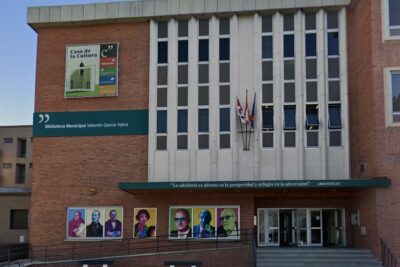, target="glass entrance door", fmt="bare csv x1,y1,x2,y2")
310,209,322,245
296,209,307,246
257,209,279,246
322,209,344,246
